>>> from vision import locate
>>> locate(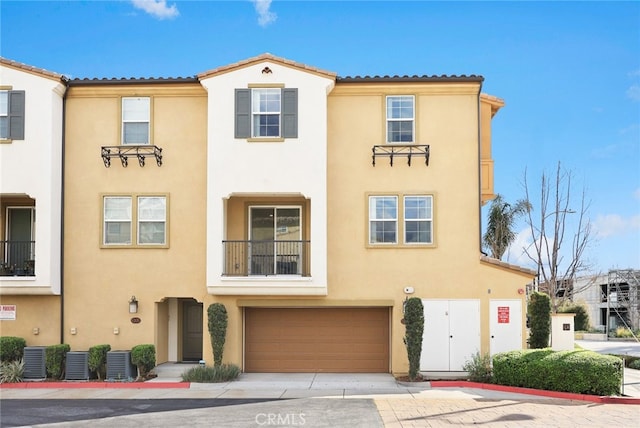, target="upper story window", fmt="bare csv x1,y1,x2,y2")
103,194,167,247
0,90,25,141
369,196,398,244
122,97,150,145
235,88,298,139
404,195,433,244
386,95,414,143
369,194,434,246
